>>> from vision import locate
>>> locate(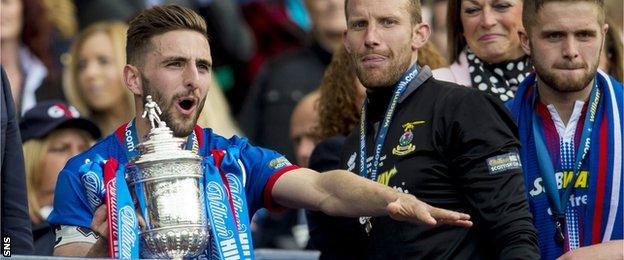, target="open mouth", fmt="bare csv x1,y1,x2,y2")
176,97,197,115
